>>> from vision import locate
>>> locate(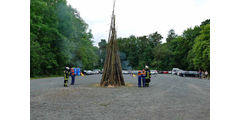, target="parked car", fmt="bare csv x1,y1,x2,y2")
185,71,199,77
163,71,169,74
84,70,94,75
151,70,158,75
92,69,100,74
130,70,139,74
177,70,186,76
177,70,199,77
168,71,172,74
172,68,180,75
122,70,129,74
